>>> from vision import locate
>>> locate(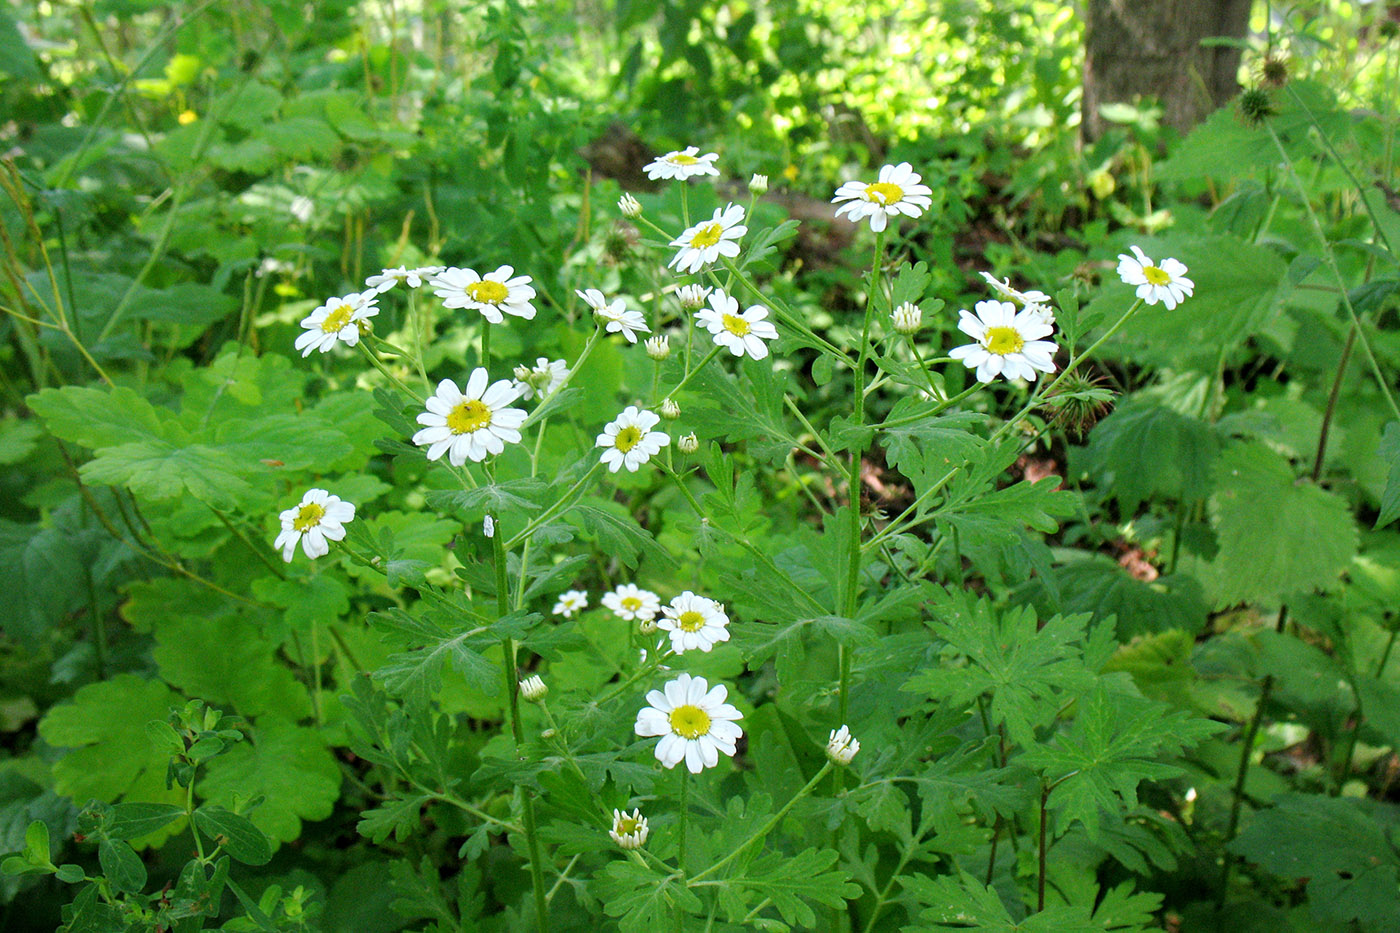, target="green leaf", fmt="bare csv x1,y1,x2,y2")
152,611,311,719
199,718,340,847
0,10,40,79
108,803,183,841
0,519,88,644
1376,422,1400,529
27,385,174,451
0,418,41,465
718,847,860,928
192,806,272,866
596,860,702,933
1229,794,1400,929
424,479,547,519
79,440,254,503
567,502,676,570
1207,442,1357,606
1080,399,1219,512
880,405,986,496
96,837,145,894
905,870,1099,931
38,676,185,838
1020,684,1223,839
903,593,1098,748
369,606,502,704
1032,560,1209,639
